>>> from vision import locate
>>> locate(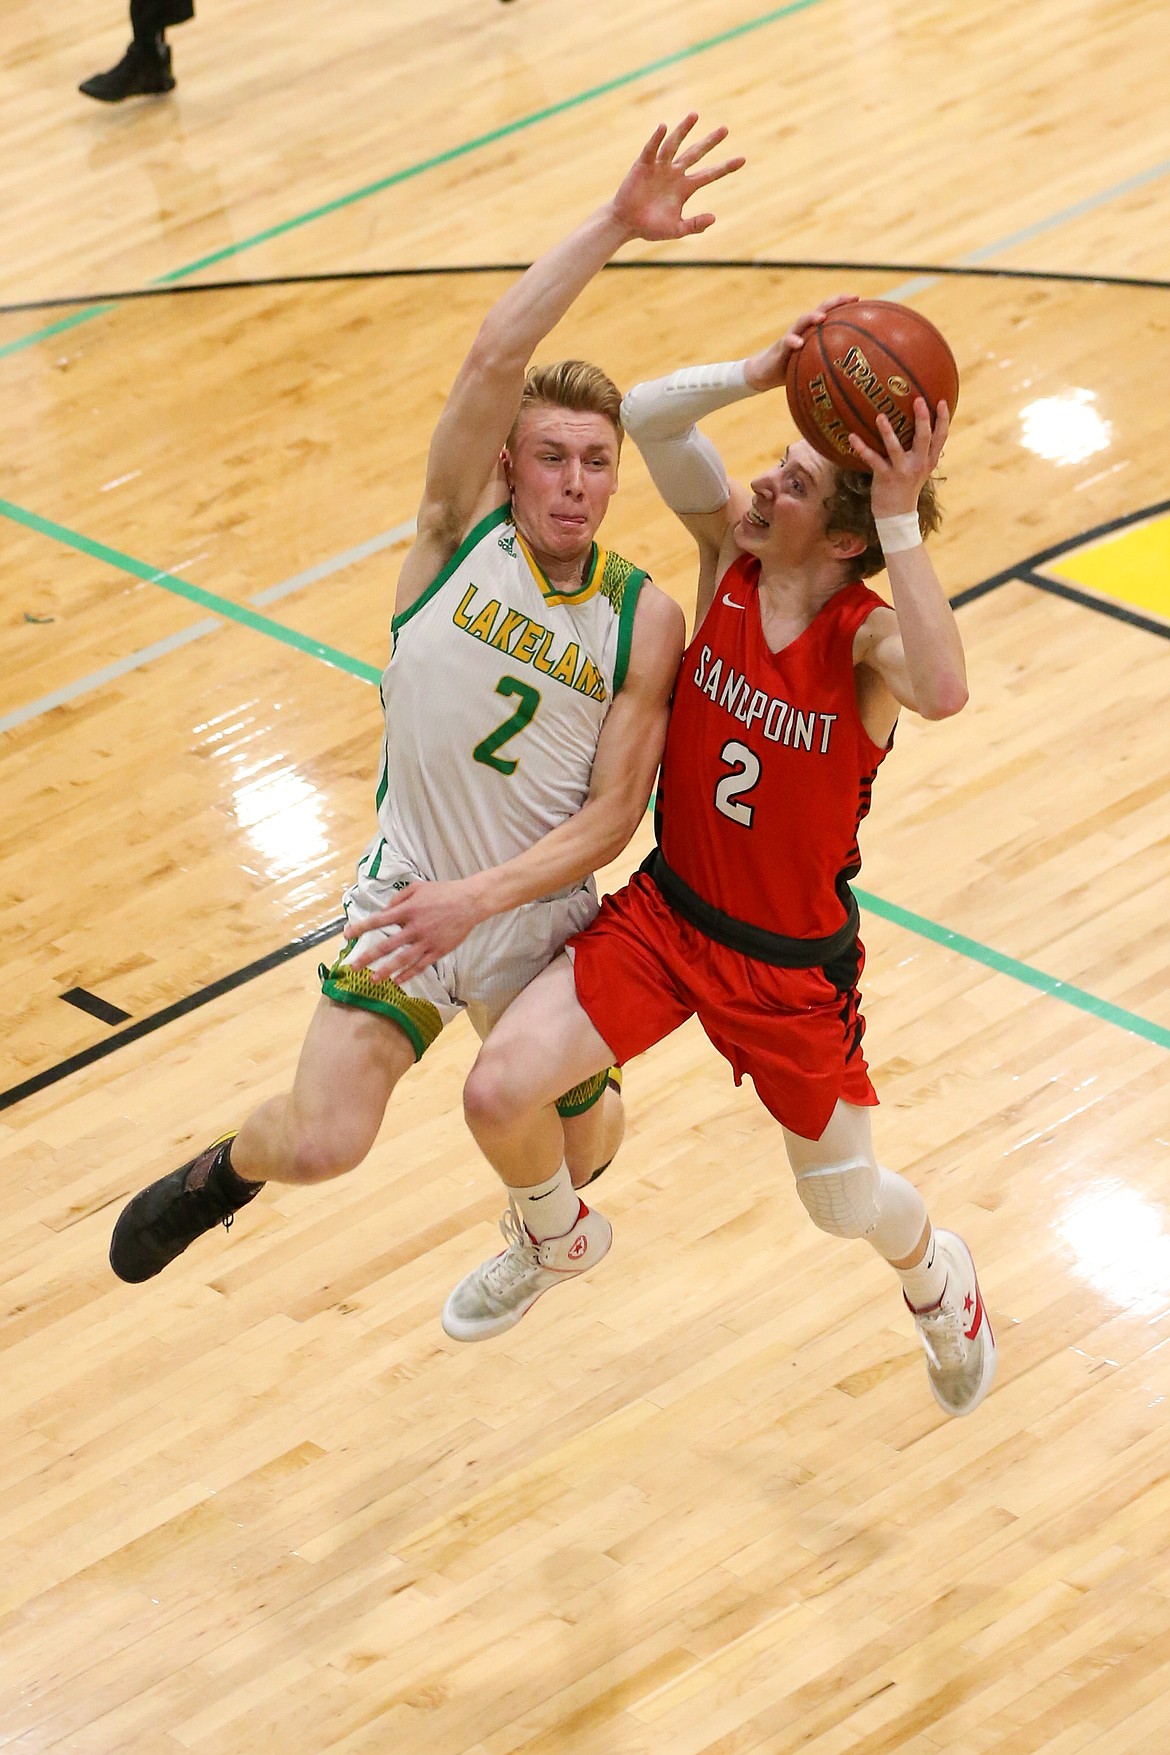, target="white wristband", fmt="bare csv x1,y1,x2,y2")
875,513,923,556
